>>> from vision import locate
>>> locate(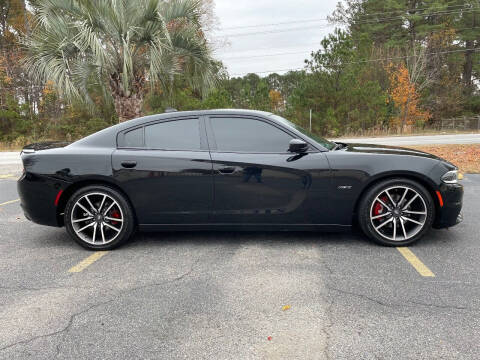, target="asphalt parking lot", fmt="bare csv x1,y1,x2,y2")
0,171,479,359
